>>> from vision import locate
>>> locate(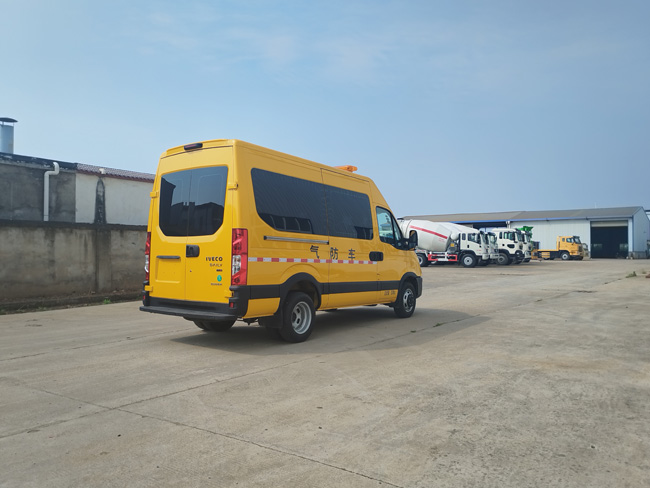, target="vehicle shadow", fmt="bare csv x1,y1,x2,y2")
169,306,487,356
